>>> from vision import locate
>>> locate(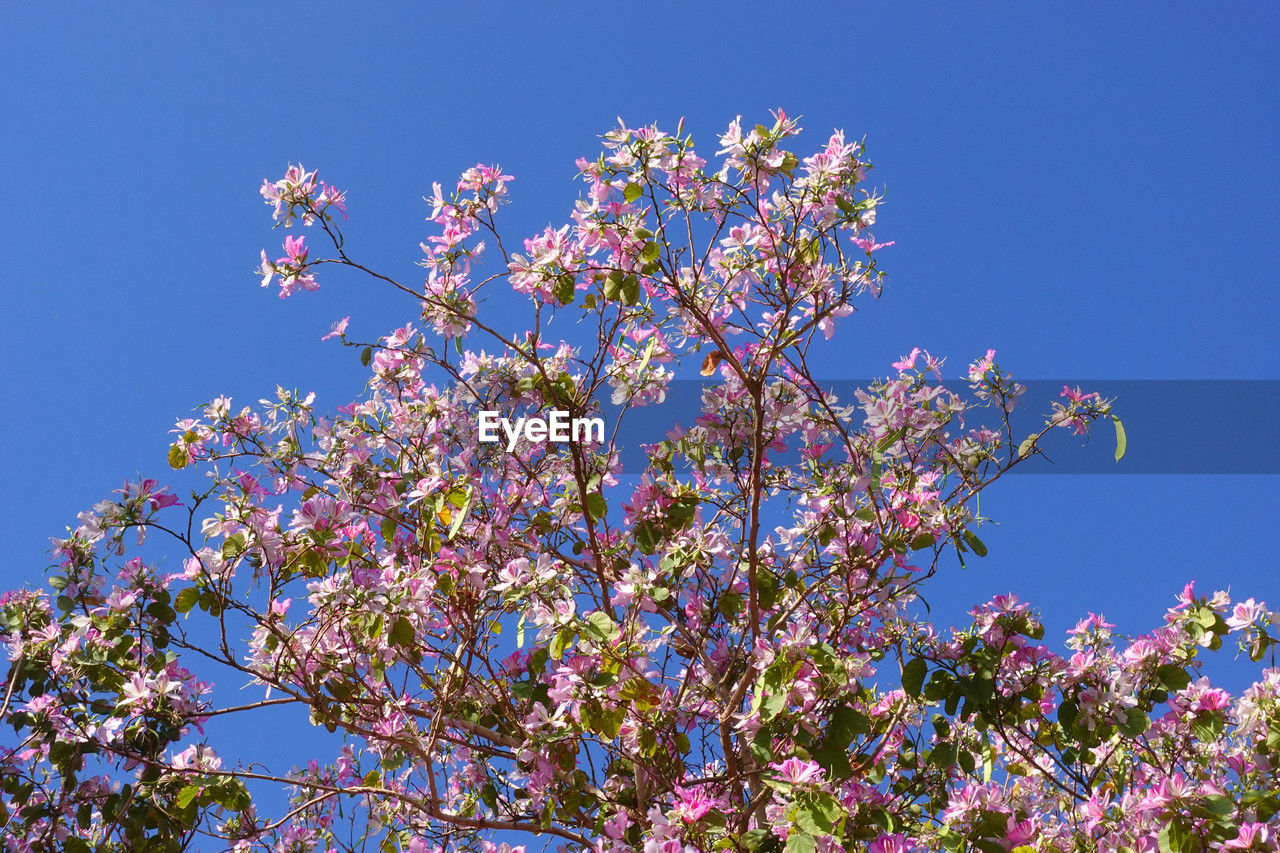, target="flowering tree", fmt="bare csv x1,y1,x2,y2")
3,113,1278,853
